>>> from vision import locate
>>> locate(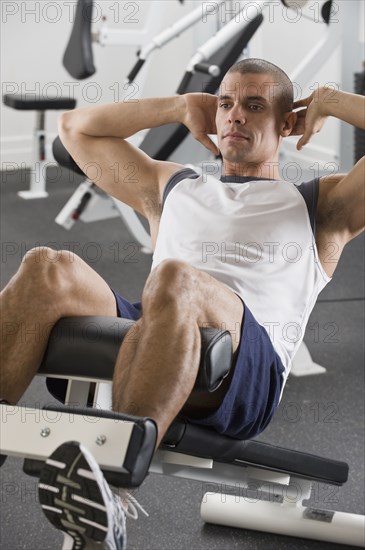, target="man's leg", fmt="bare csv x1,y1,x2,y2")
0,246,118,404
35,258,243,549
112,259,244,447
